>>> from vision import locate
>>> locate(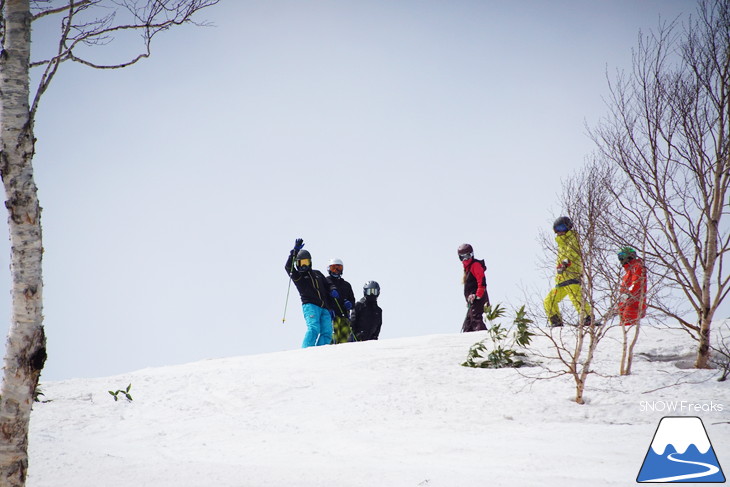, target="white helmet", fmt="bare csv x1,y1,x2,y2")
328,258,344,277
